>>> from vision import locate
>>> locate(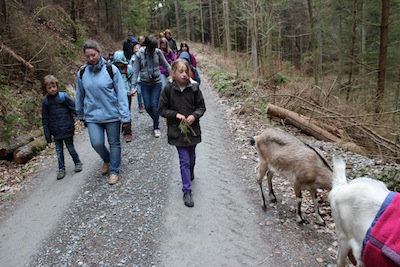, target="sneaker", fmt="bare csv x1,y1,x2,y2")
154,129,161,138
139,104,144,113
191,172,195,181
75,163,83,172
108,174,119,185
183,192,194,207
101,163,110,174
125,134,132,143
57,169,66,180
